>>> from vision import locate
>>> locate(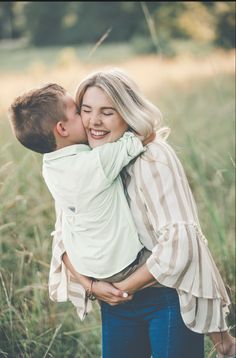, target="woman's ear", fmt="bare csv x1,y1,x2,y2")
54,121,69,137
